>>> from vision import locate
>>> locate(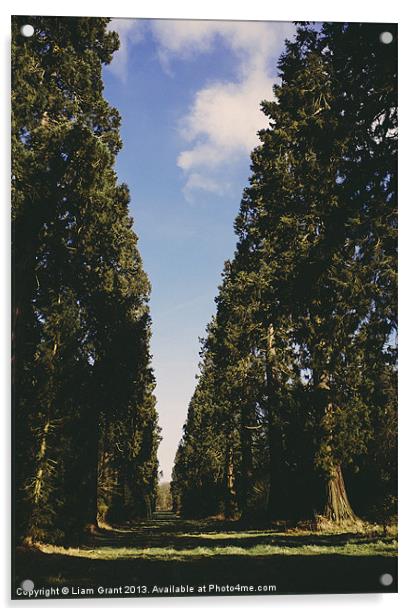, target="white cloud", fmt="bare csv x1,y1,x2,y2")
151,20,296,198
183,172,231,202
107,18,145,82
177,69,274,168
151,20,291,77
107,19,296,196
152,20,220,60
